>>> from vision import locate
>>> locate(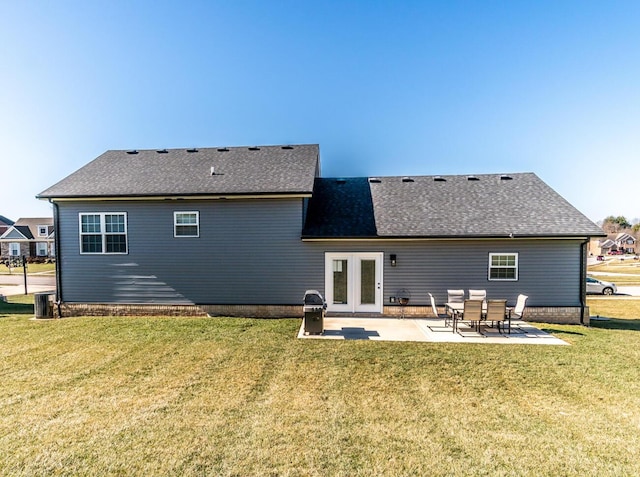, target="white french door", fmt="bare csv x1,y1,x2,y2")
325,253,383,313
